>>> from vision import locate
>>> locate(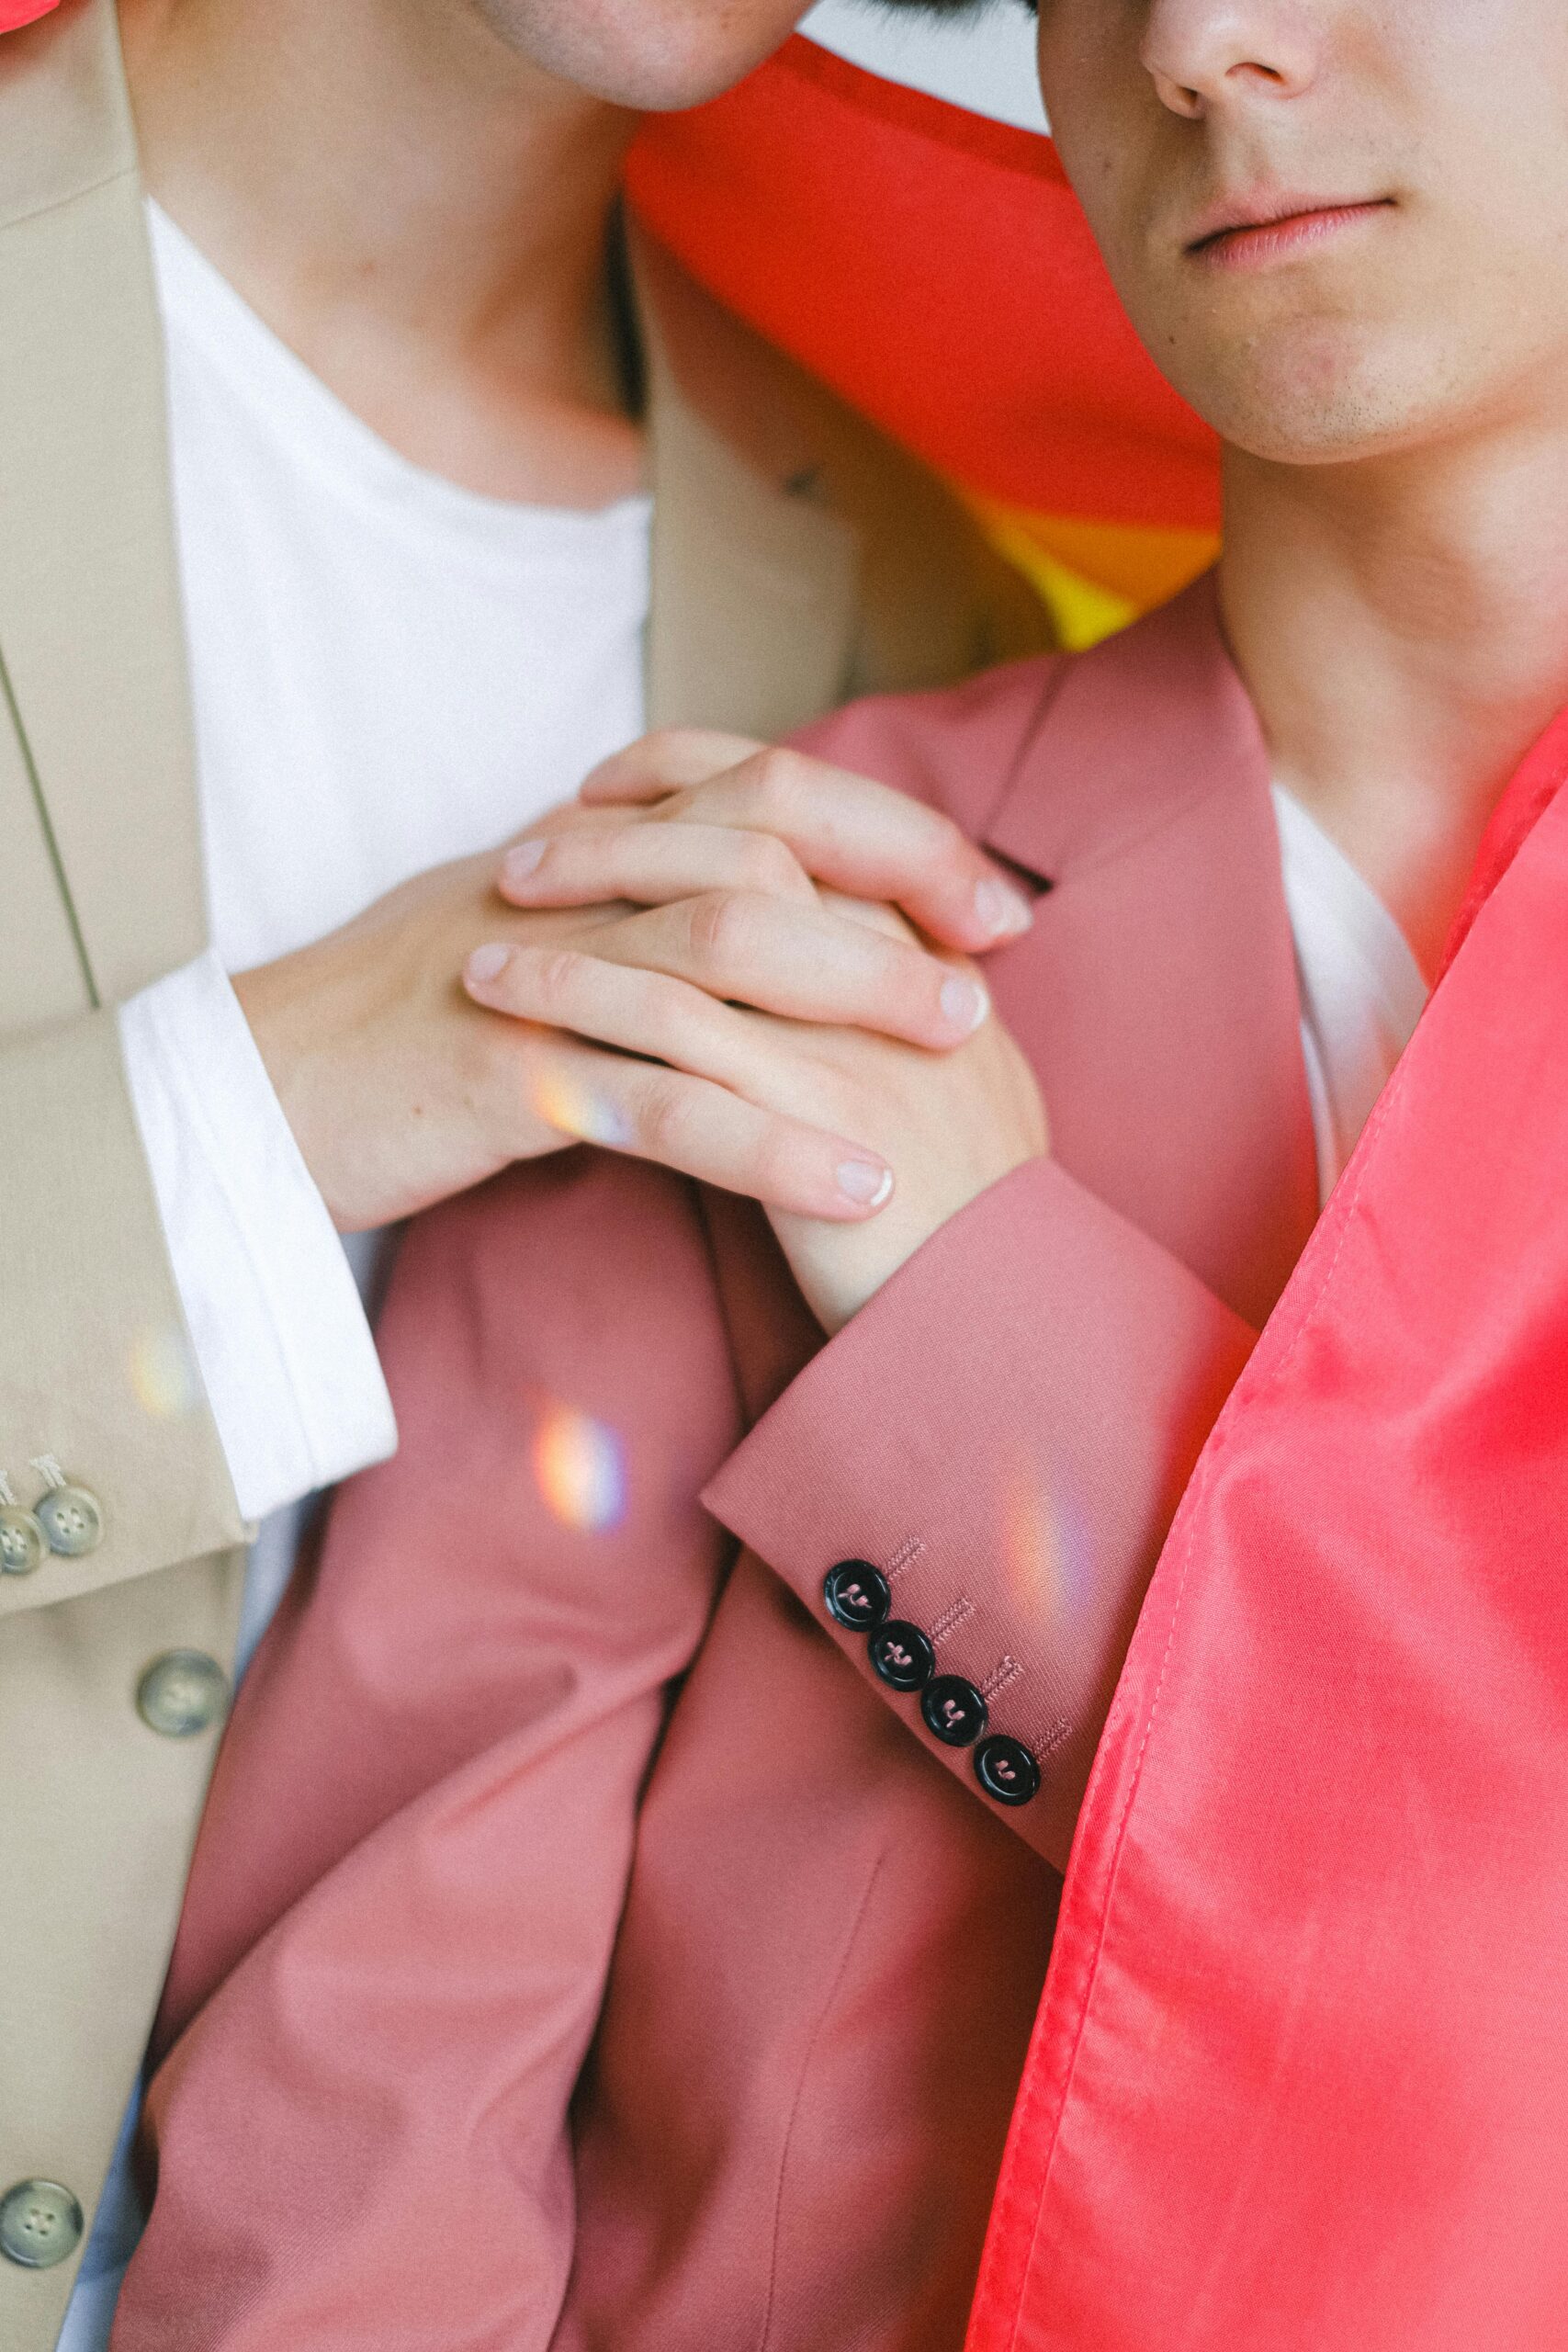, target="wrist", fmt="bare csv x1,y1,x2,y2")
775,1145,1047,1336
231,945,355,1227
